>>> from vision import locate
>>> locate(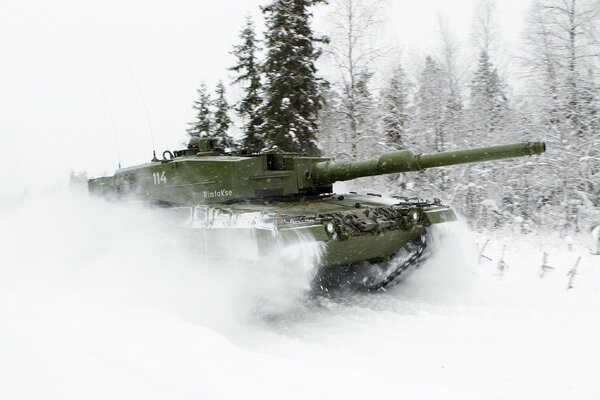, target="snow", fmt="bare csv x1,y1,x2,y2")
1,189,599,400
592,226,600,255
